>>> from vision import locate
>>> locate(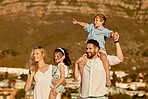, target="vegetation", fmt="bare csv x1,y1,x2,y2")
0,74,5,81
142,49,148,57
20,74,28,81
112,71,117,86
109,93,131,99
15,89,25,99
2,49,19,56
